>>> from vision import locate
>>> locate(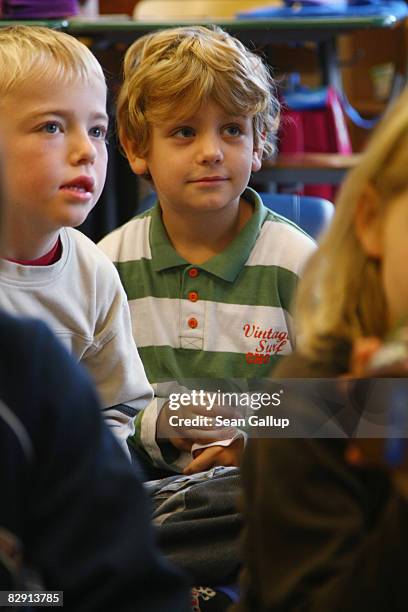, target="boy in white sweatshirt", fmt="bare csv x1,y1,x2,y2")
0,25,153,455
